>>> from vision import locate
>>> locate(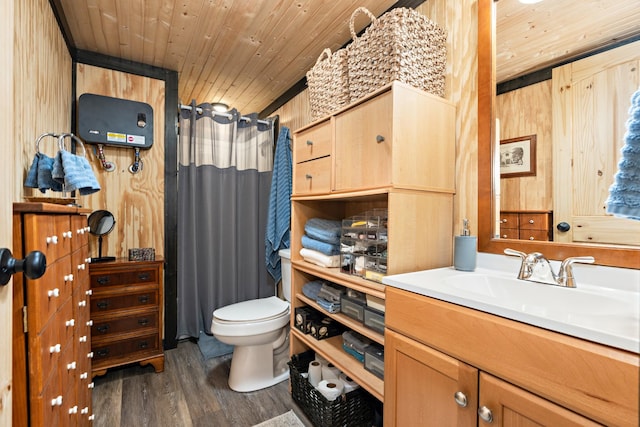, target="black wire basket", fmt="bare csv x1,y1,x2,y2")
288,351,375,427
